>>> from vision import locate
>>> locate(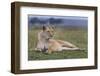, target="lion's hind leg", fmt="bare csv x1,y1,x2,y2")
57,40,78,48
61,47,80,51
